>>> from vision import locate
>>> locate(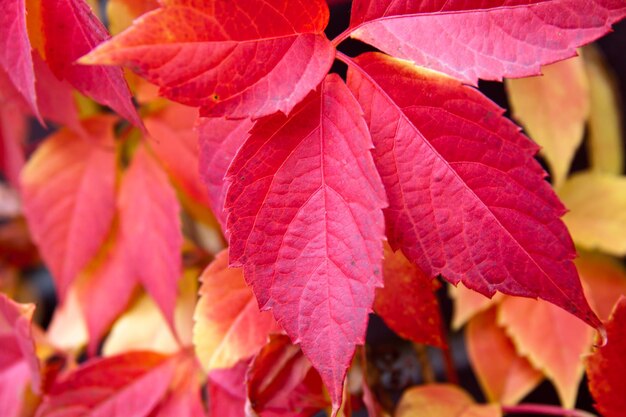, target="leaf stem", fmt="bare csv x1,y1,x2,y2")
502,404,597,417
332,28,353,47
